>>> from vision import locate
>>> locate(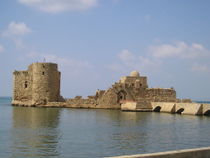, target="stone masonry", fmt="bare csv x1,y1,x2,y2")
12,62,210,116
12,64,176,108
62,70,176,110
12,62,64,106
